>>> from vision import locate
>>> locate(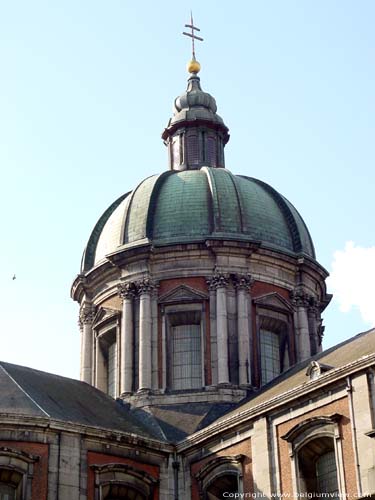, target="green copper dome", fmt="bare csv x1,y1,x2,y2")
81,168,315,272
